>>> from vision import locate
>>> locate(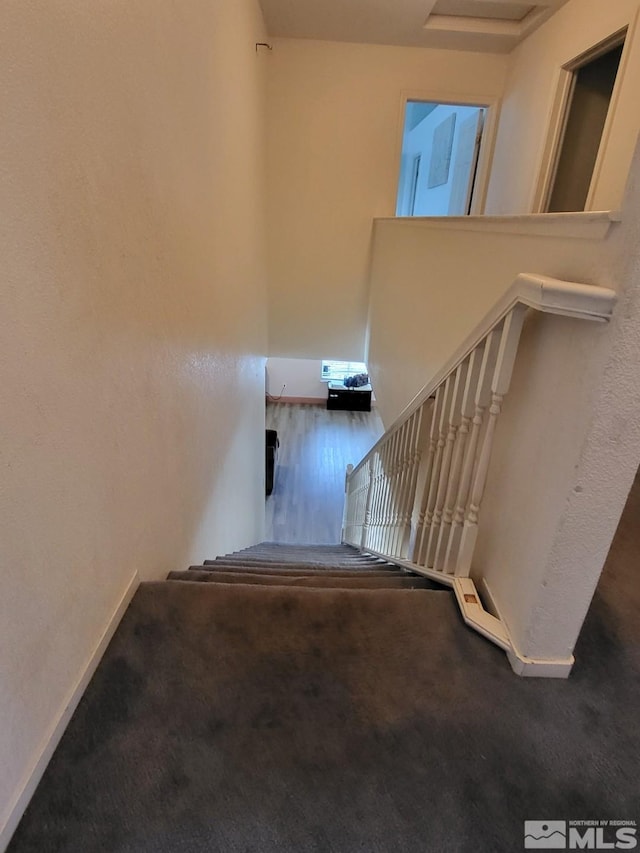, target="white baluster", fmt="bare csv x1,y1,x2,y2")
391,418,414,556
408,398,436,560
369,451,382,550
409,397,438,562
425,375,457,568
433,360,469,571
397,409,424,559
386,427,403,553
342,463,354,543
457,306,527,575
443,343,487,573
378,435,395,552
416,385,447,565
360,457,375,550
385,426,401,554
